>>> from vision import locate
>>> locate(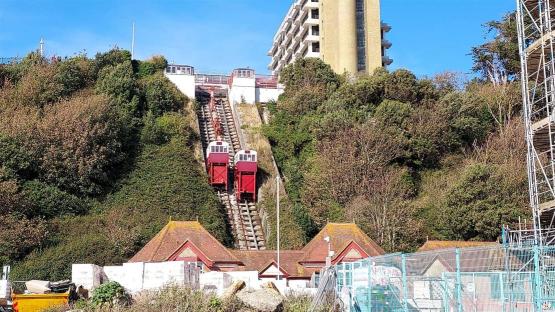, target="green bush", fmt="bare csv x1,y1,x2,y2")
0,135,36,179
142,73,187,117
96,60,138,115
141,112,189,145
55,55,92,96
11,232,124,281
91,281,131,307
22,180,89,219
92,49,132,78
